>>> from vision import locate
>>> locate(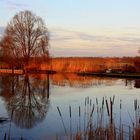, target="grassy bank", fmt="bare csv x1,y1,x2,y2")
1,57,140,73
